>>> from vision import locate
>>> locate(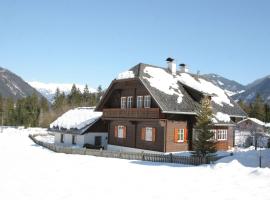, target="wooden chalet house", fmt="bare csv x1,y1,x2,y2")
96,58,247,152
